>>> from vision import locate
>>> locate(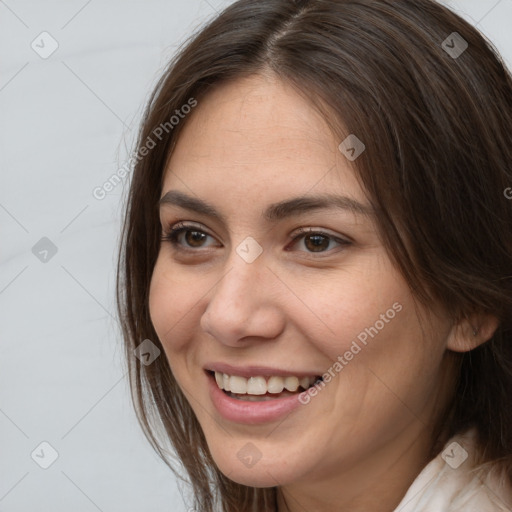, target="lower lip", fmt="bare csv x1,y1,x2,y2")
207,372,305,424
